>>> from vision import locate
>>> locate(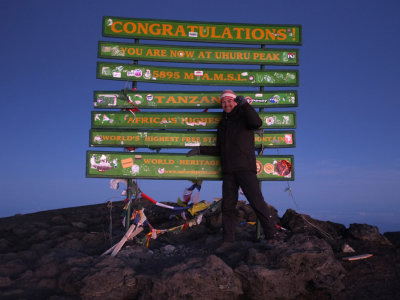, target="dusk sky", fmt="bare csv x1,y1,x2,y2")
1,0,399,233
